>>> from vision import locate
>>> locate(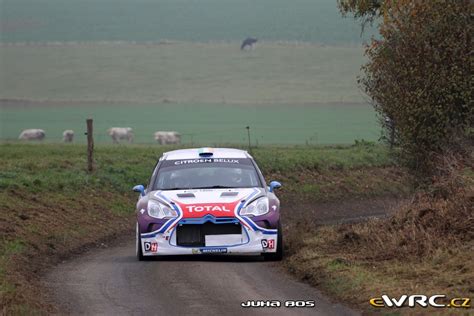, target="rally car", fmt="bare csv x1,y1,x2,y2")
133,147,283,261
